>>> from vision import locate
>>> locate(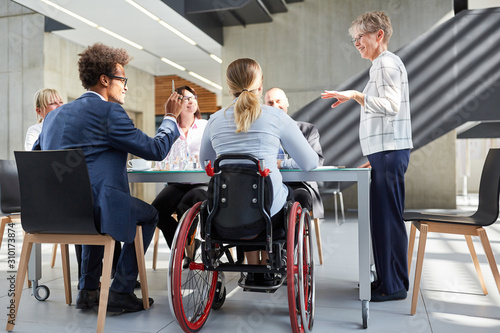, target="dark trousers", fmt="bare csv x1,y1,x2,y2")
367,149,410,294
75,241,121,289
152,183,208,248
79,197,158,293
